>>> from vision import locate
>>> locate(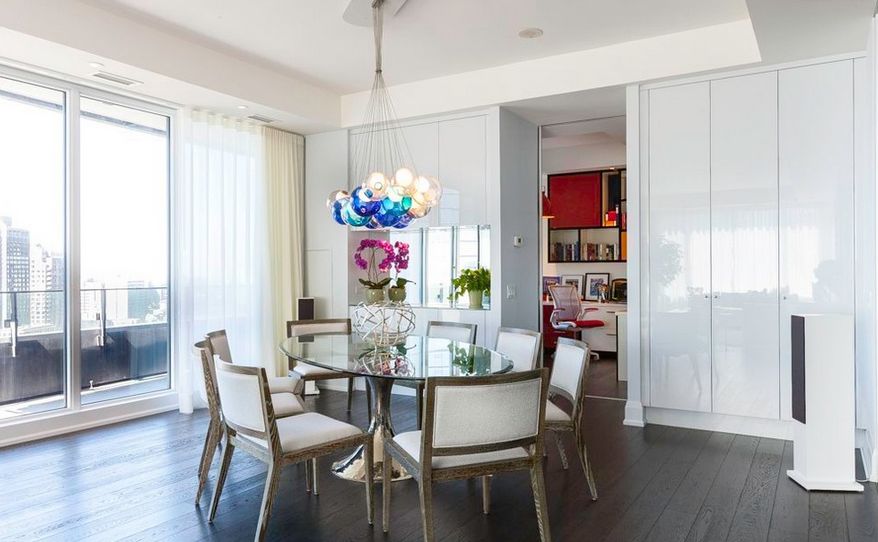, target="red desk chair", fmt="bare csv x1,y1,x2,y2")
548,284,604,358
